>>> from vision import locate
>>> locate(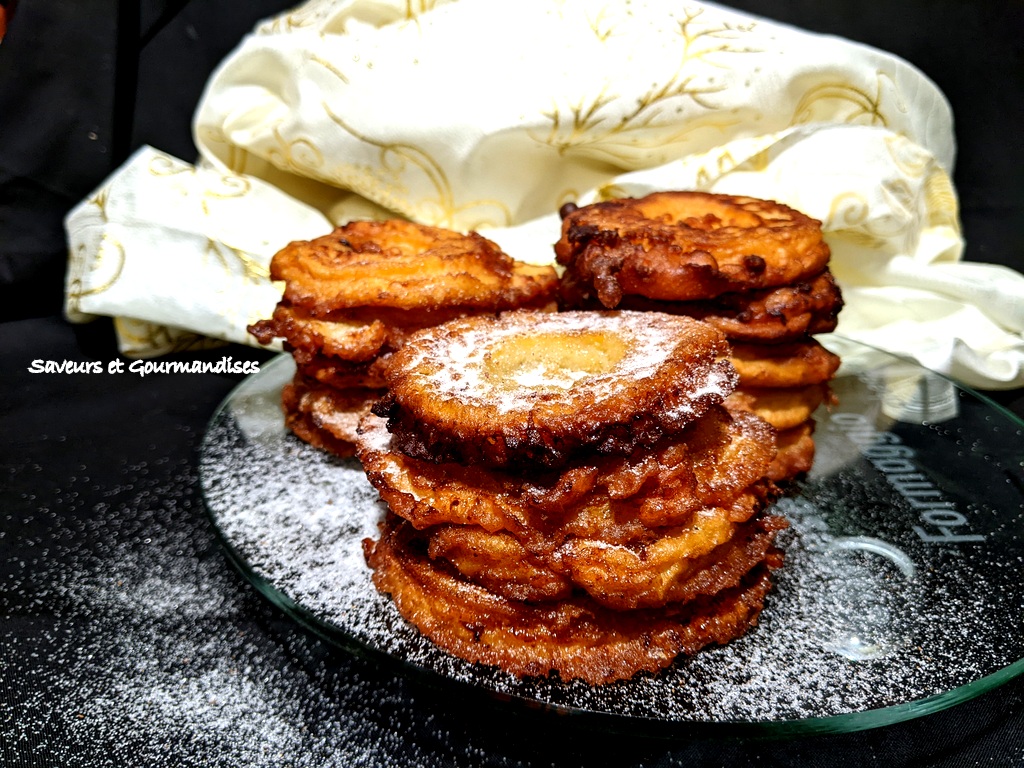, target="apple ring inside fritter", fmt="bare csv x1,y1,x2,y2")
555,191,830,306
363,514,783,685
356,406,776,536
373,309,737,469
269,219,559,315
561,270,844,344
